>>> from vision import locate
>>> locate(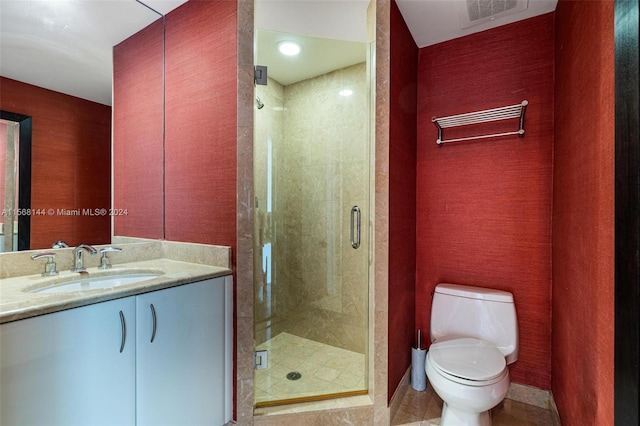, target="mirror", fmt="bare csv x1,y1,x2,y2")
0,0,179,251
